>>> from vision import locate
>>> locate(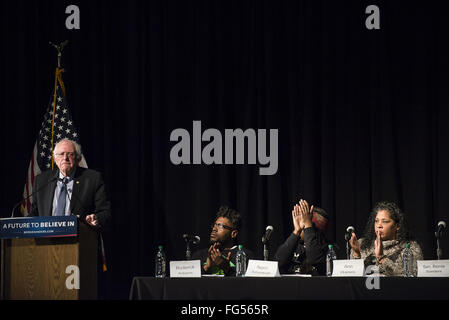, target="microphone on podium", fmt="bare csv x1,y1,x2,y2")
10,177,58,218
